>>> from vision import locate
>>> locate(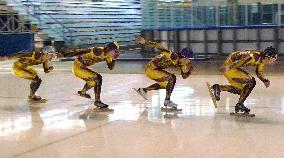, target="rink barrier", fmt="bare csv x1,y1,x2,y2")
142,25,284,56
0,33,34,56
